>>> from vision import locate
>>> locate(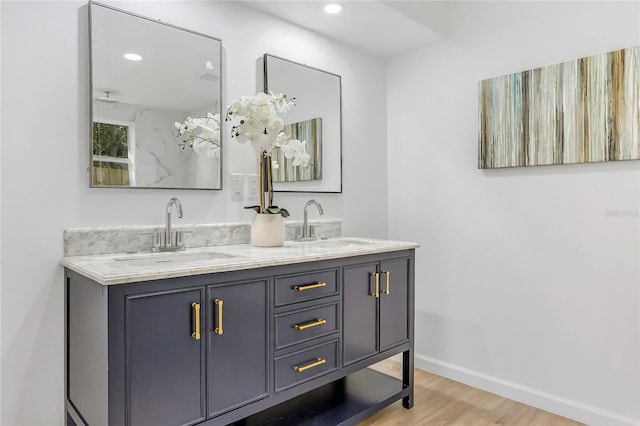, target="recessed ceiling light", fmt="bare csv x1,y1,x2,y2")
324,3,344,14
124,53,142,61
